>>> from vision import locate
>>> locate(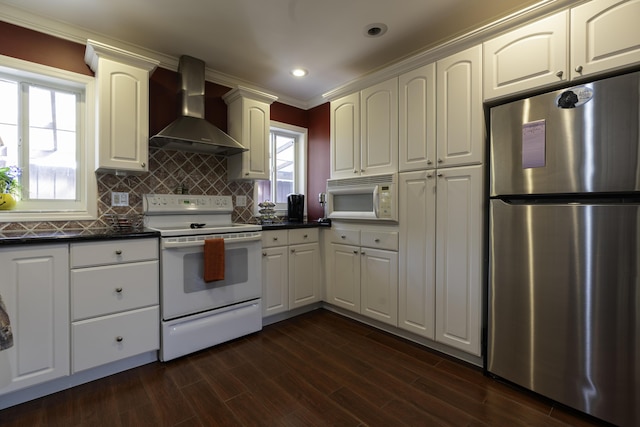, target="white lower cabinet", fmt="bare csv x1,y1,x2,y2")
327,228,398,326
399,165,483,356
70,238,159,373
0,244,69,395
262,228,321,317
